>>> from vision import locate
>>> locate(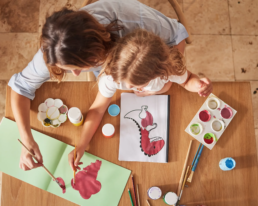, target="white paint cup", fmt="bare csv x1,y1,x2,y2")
68,107,83,126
